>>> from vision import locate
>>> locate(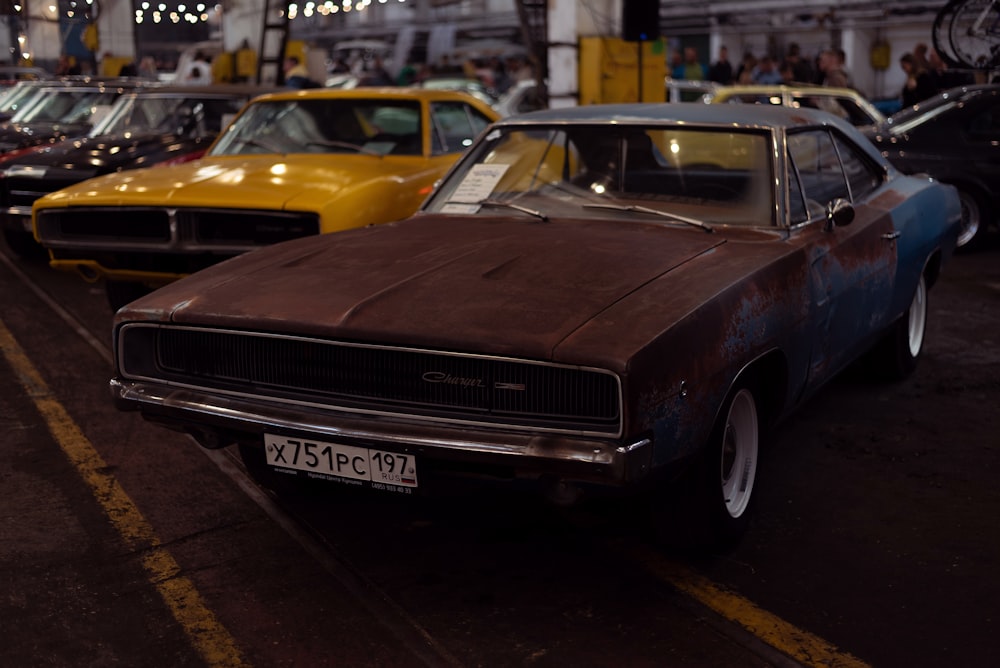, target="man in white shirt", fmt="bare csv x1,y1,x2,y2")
180,52,213,85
